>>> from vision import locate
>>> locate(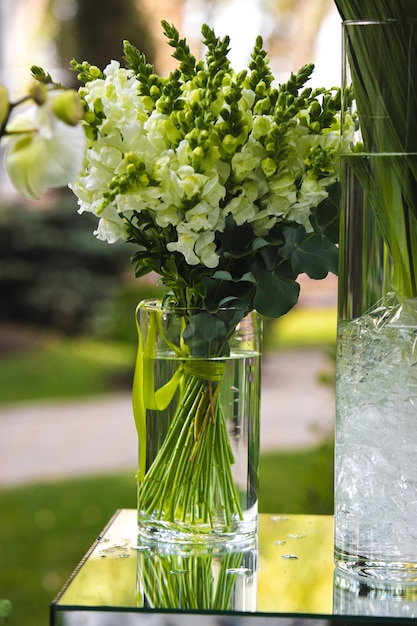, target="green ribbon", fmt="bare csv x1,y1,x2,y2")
133,308,181,482
132,306,226,482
